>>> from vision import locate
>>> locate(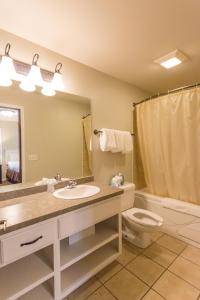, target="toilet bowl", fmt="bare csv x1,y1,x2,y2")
119,183,163,248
